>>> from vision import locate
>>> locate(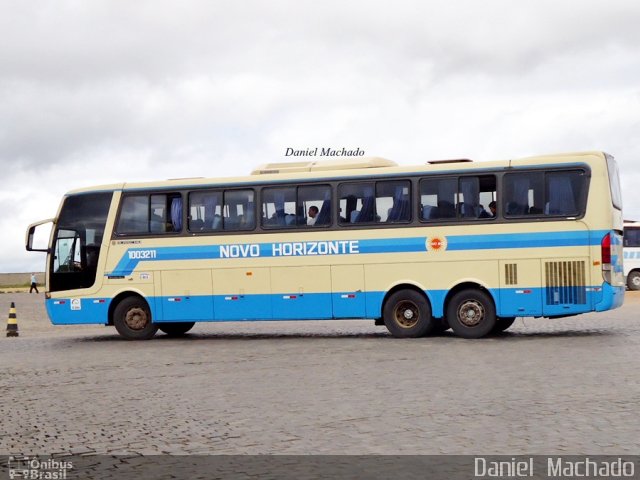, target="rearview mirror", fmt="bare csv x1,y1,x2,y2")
26,219,54,252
